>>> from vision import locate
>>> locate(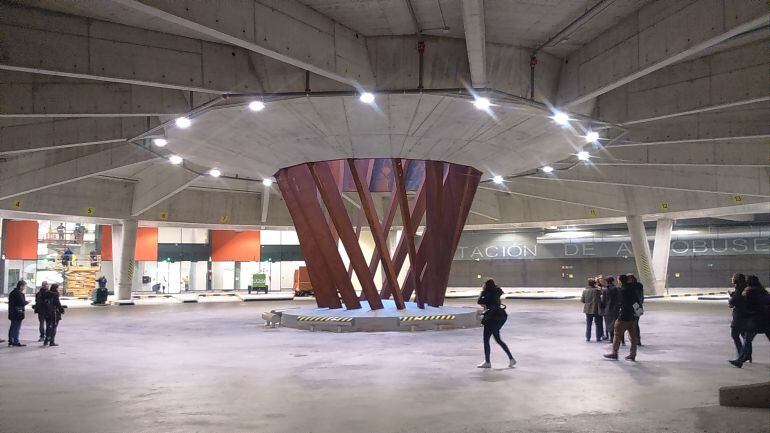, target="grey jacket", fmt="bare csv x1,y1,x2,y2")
581,287,602,315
